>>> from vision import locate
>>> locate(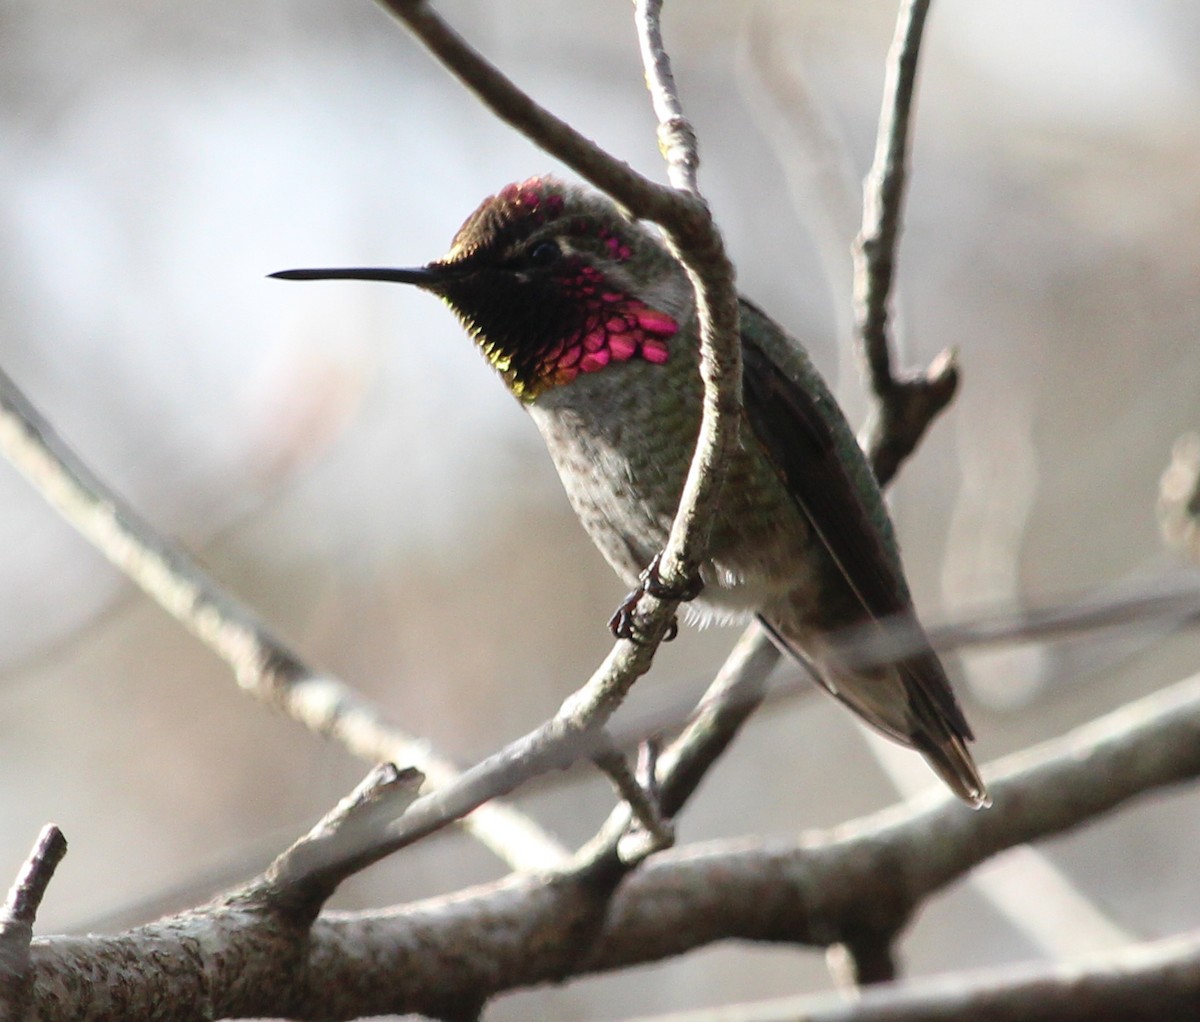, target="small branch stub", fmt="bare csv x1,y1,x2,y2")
0,826,67,1017
1159,432,1200,564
